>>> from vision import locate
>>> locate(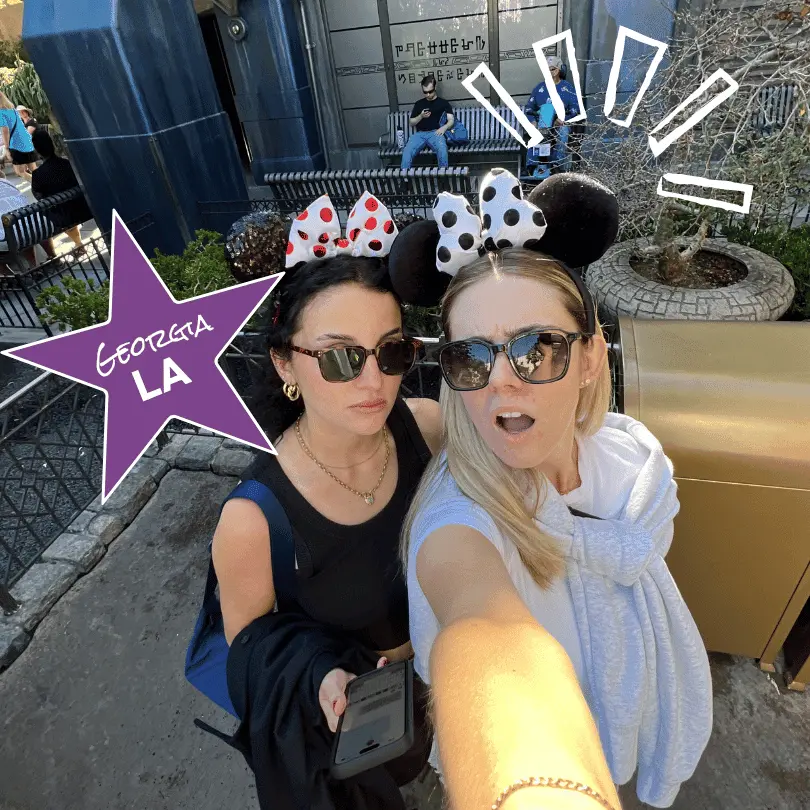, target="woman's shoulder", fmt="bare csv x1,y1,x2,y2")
410,454,501,540
403,397,442,455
